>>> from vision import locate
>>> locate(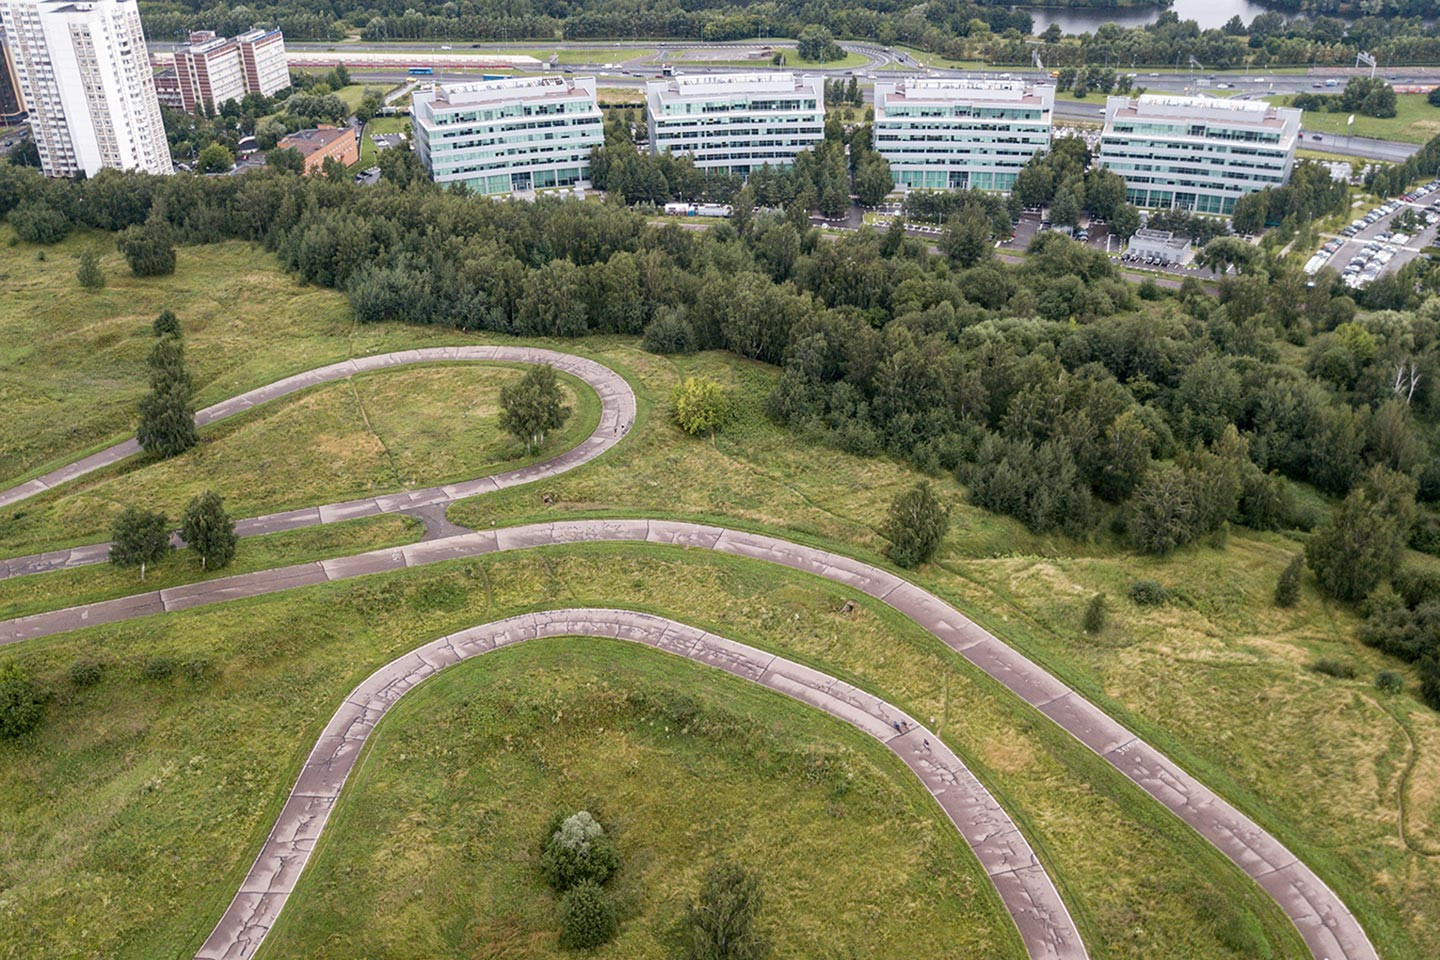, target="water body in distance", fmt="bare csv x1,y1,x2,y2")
1025,0,1274,34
